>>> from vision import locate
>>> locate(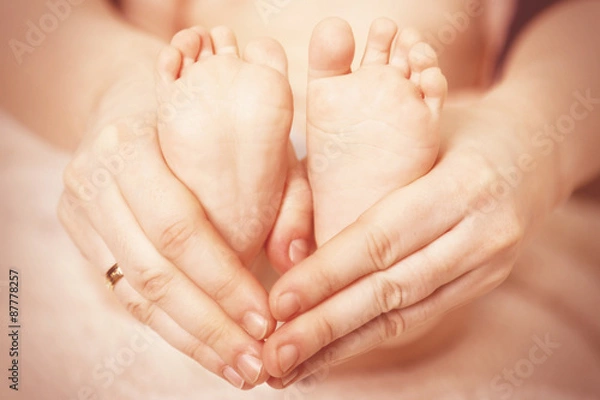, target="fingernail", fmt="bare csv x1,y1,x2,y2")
289,239,309,265
242,312,269,340
237,354,263,384
277,344,299,375
277,293,301,320
223,366,245,389
282,369,299,387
